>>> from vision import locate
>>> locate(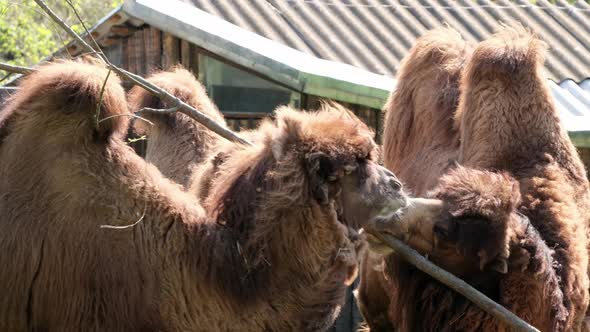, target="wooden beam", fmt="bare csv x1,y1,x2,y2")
110,25,135,37
162,32,179,70
181,39,191,69
144,26,161,73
